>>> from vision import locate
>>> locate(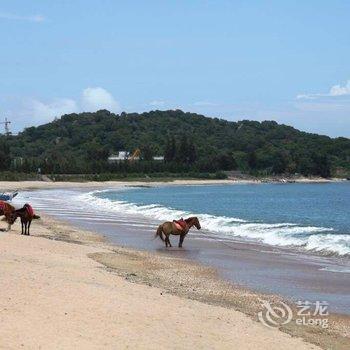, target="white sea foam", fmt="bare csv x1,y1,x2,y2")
306,234,350,256
75,190,349,256
320,266,350,273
